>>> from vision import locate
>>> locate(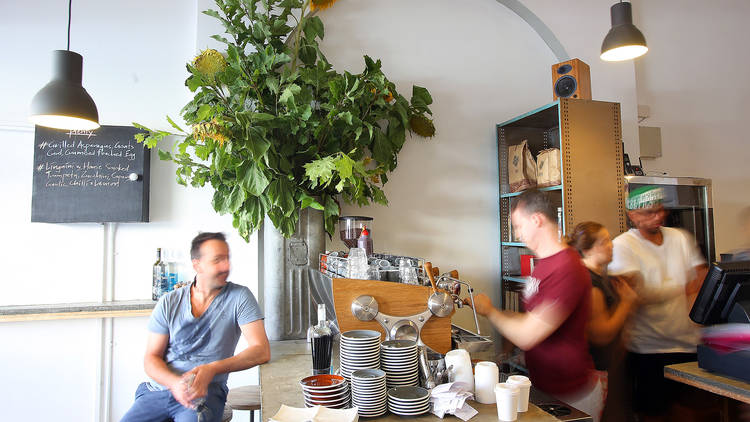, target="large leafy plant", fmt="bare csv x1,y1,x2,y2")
135,0,434,240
